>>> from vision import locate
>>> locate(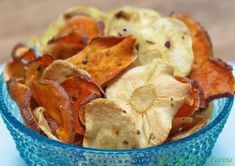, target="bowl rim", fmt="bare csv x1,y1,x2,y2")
0,74,234,154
